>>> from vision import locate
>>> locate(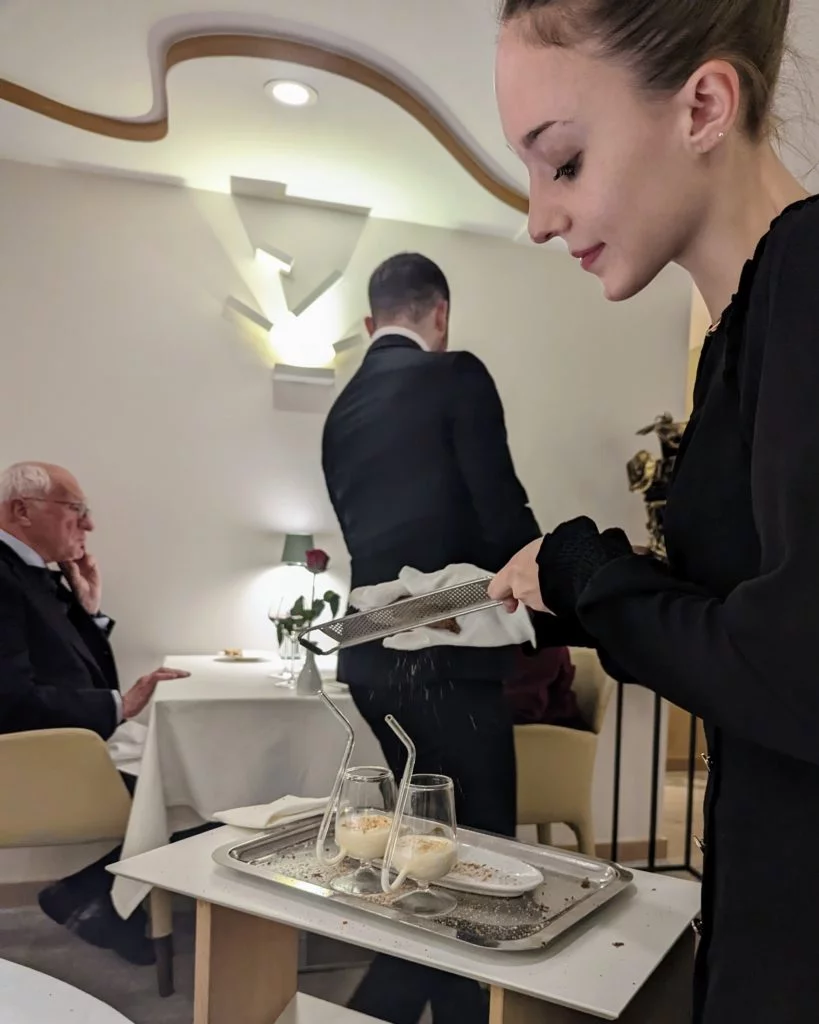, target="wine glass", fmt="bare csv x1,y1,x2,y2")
388,774,458,917
268,597,301,686
331,766,396,896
